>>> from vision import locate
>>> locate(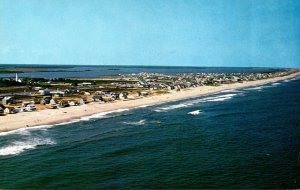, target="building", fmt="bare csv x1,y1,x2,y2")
15,73,22,83
0,103,5,115
39,89,51,95
92,96,103,102
2,96,14,105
